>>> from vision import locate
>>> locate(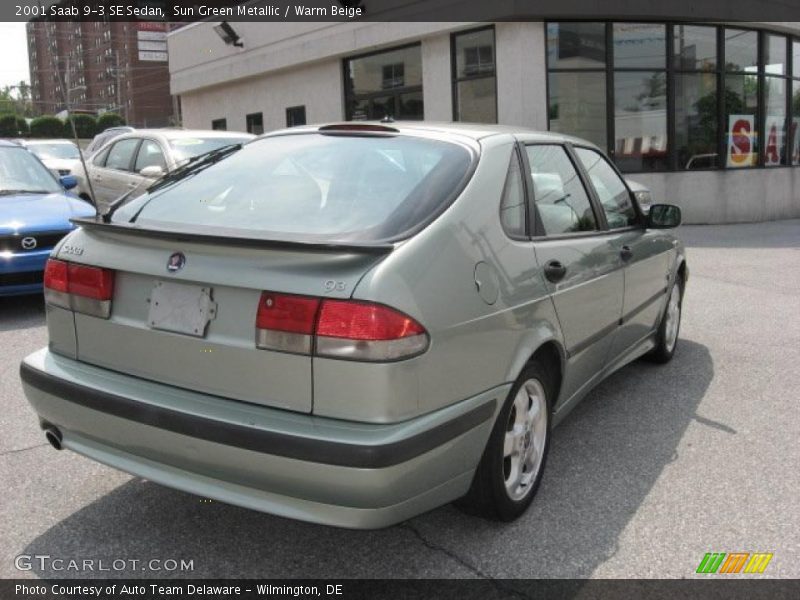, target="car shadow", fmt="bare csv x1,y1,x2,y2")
0,295,45,332
21,339,713,579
